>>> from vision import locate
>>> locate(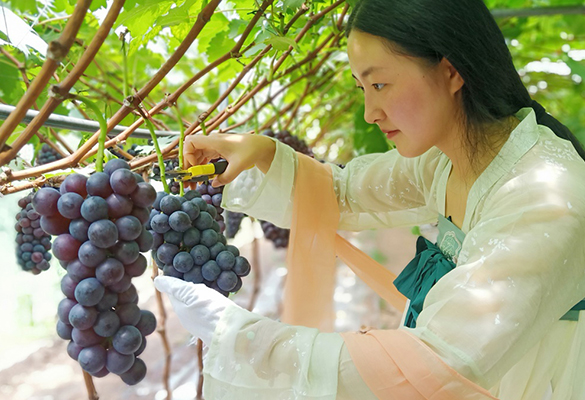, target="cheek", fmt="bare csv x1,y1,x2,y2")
387,84,429,132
